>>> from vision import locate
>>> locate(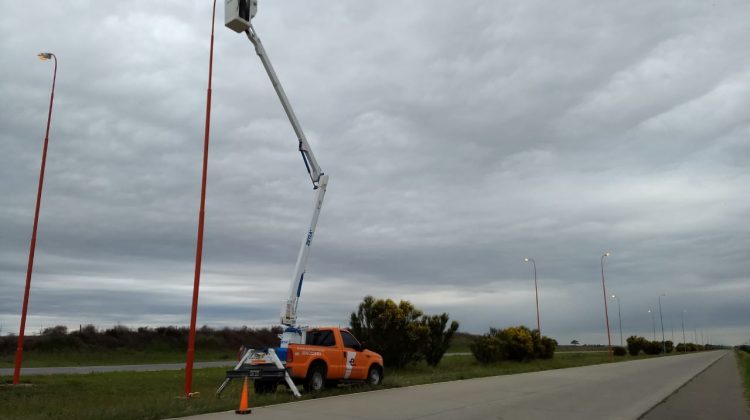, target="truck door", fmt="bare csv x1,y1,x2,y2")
339,330,366,379
307,329,344,378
